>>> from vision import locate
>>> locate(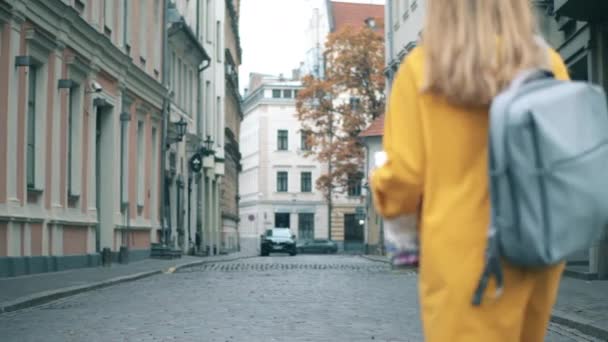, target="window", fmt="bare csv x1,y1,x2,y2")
272,89,281,98
402,0,410,20
216,21,222,62
206,0,213,43
189,70,194,114
392,0,400,28
301,130,311,151
123,0,132,52
277,172,288,192
294,90,299,99
68,84,82,197
347,173,363,197
301,172,312,192
104,0,114,37
277,130,288,150
120,105,129,203
216,96,221,144
137,120,145,207
349,97,361,111
75,0,86,14
139,1,147,61
26,66,37,189
205,81,212,135
283,89,293,98
298,213,314,240
154,0,161,69
151,127,158,218
178,59,183,107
